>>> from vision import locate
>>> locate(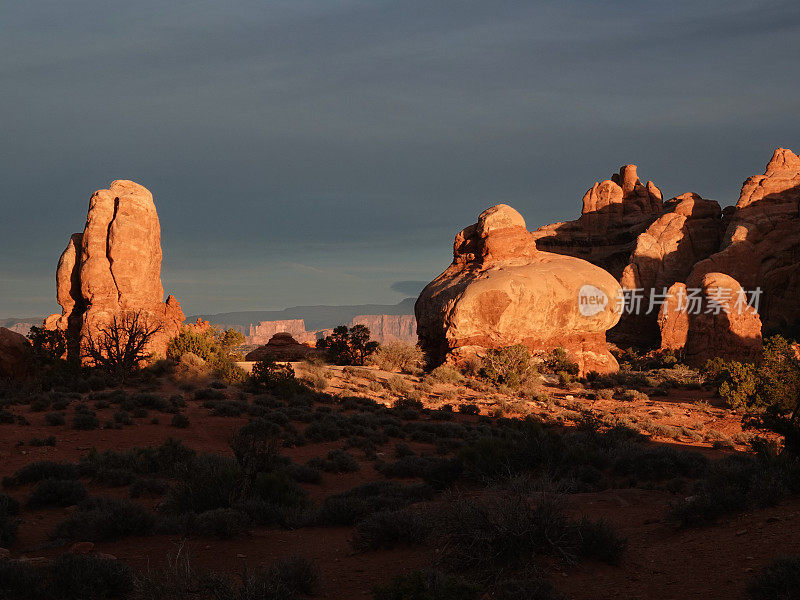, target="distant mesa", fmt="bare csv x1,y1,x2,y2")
416,204,622,375
44,180,185,361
